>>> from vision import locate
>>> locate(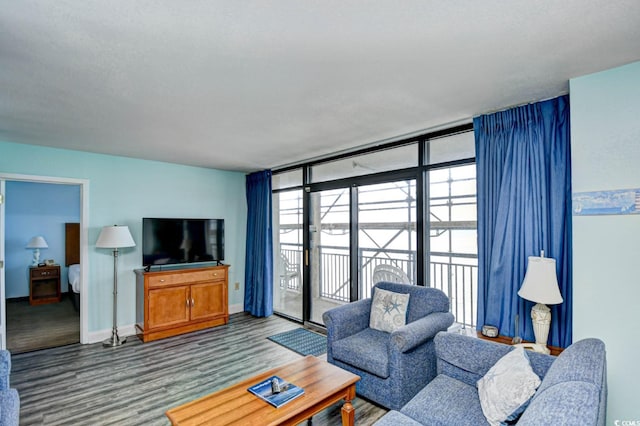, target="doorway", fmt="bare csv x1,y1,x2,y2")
0,173,89,350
